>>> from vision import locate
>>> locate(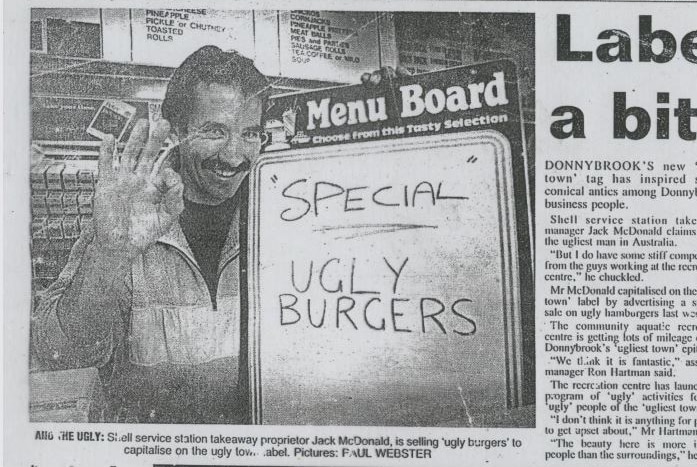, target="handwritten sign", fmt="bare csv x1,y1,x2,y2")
249,61,533,426
250,132,528,426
